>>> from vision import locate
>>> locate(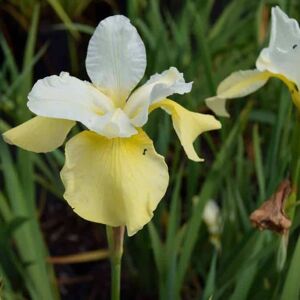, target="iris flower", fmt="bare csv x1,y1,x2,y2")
3,15,221,236
206,6,300,117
